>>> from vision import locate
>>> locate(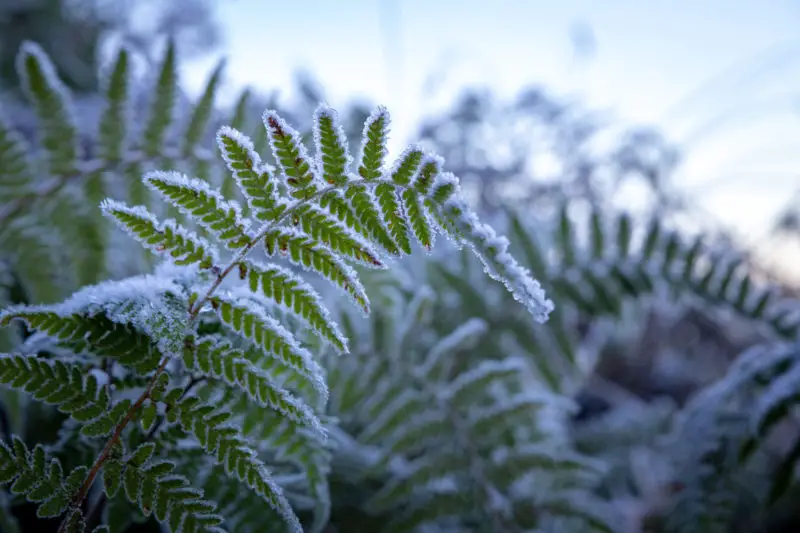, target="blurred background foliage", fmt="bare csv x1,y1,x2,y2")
2,1,800,532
